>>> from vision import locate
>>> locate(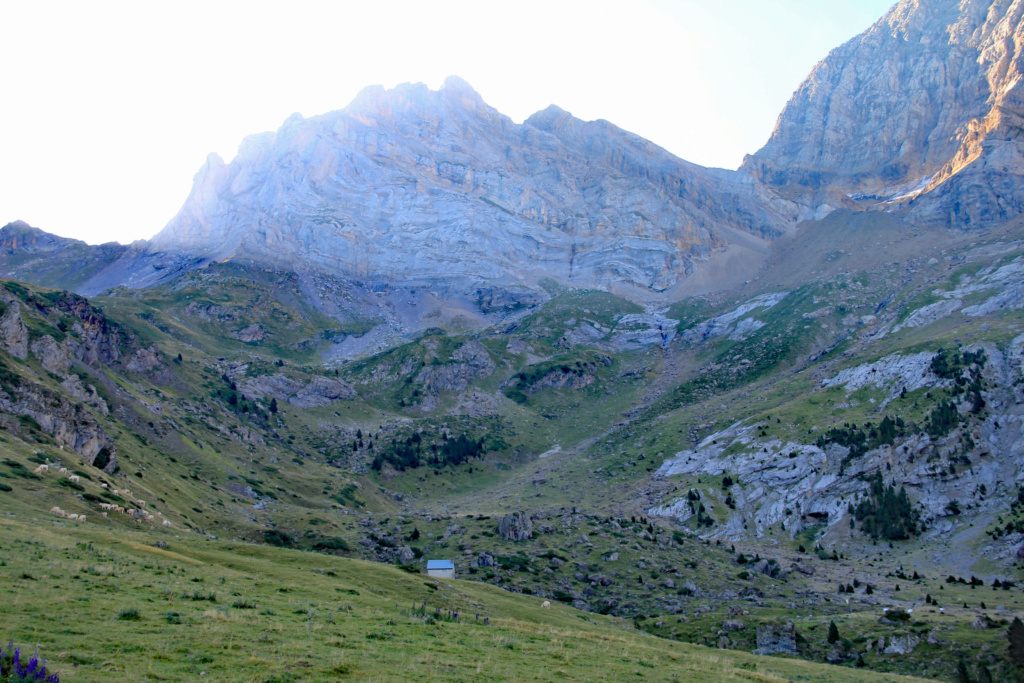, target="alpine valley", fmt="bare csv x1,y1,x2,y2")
5,1,1024,681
